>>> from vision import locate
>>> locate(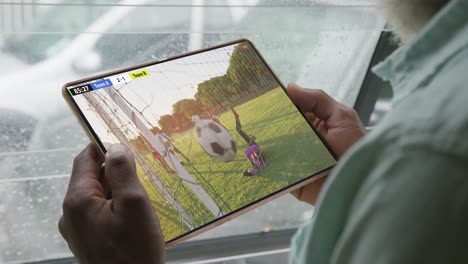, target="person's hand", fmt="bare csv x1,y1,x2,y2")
58,144,165,264
287,83,366,205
